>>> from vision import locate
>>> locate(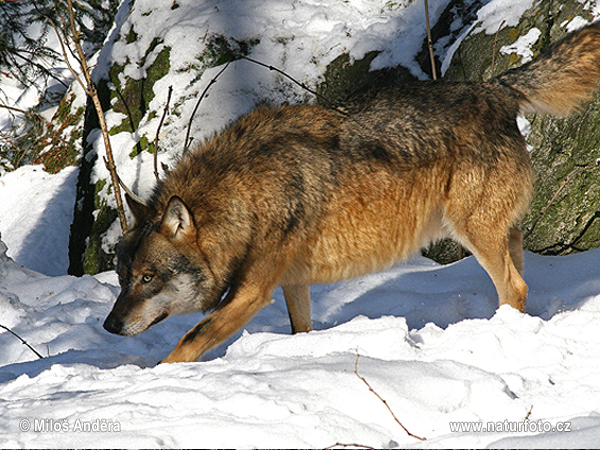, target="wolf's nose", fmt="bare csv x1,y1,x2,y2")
103,314,123,334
